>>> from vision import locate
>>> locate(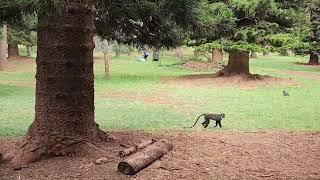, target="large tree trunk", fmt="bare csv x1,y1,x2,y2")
216,51,250,76
211,48,223,64
8,42,19,58
4,3,107,168
0,24,8,70
7,26,19,58
309,3,319,65
308,53,319,65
